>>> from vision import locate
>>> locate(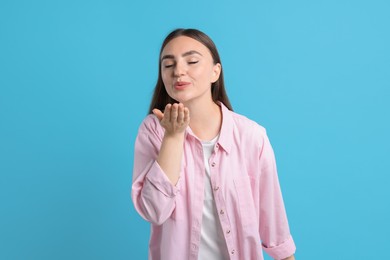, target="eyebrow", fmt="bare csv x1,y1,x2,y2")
161,50,203,61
